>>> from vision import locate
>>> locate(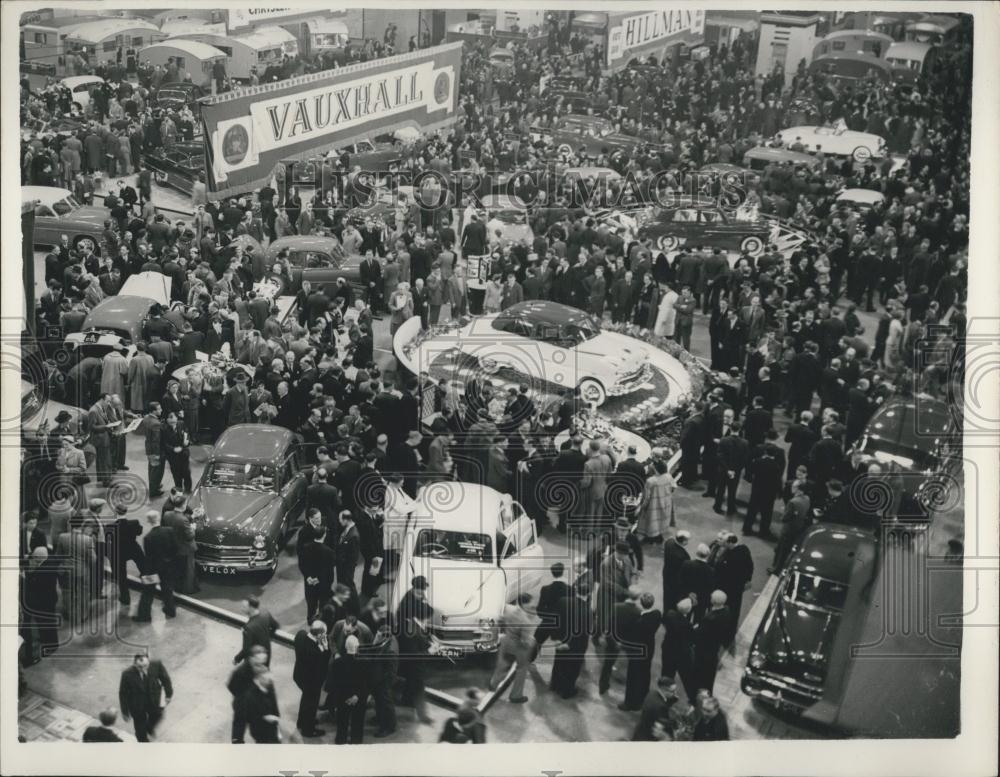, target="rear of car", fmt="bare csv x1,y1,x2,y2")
850,396,955,474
